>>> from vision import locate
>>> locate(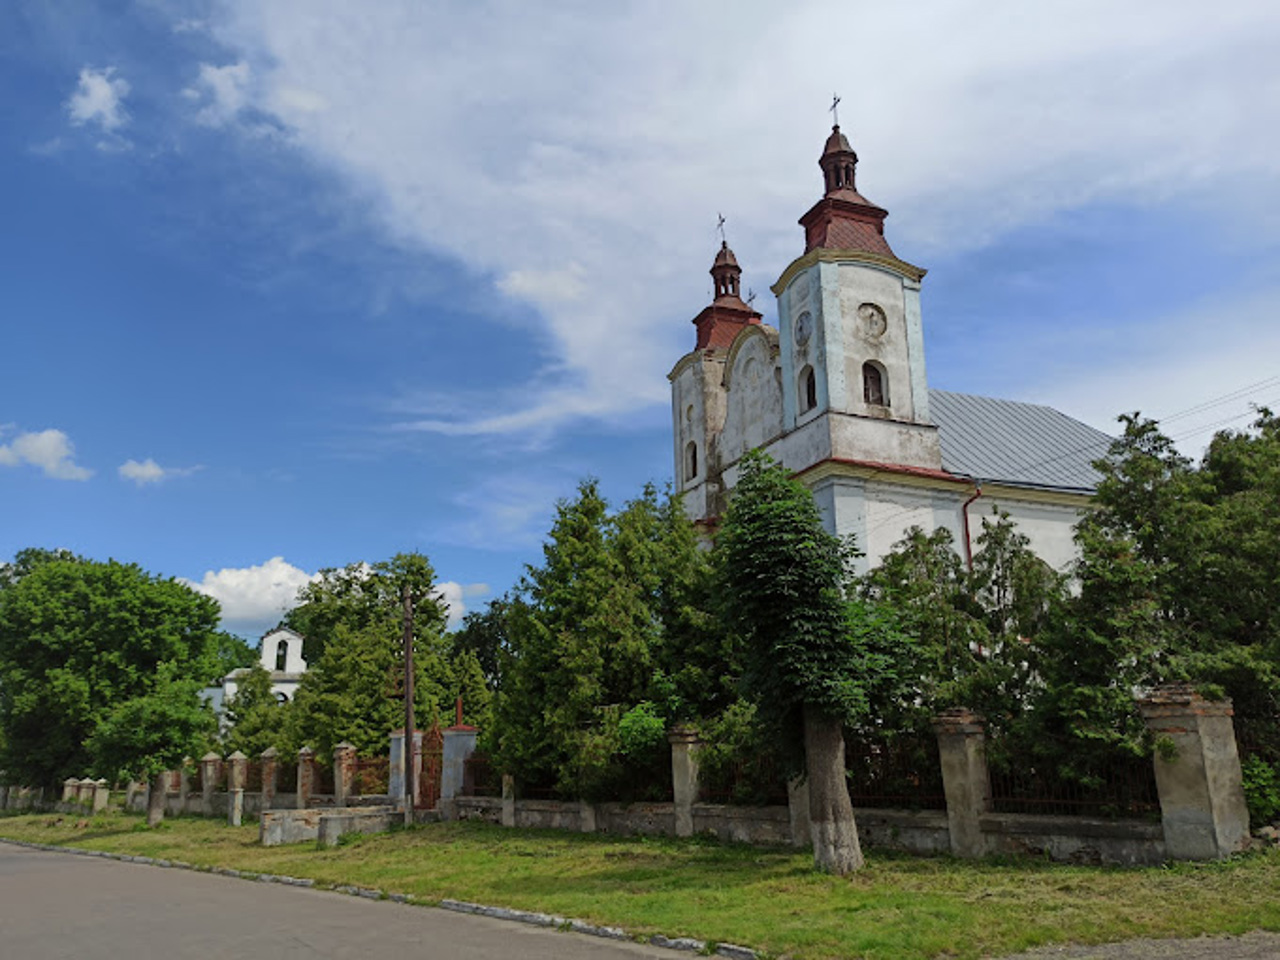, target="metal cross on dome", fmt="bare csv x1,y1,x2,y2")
830,93,841,126
716,212,727,244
